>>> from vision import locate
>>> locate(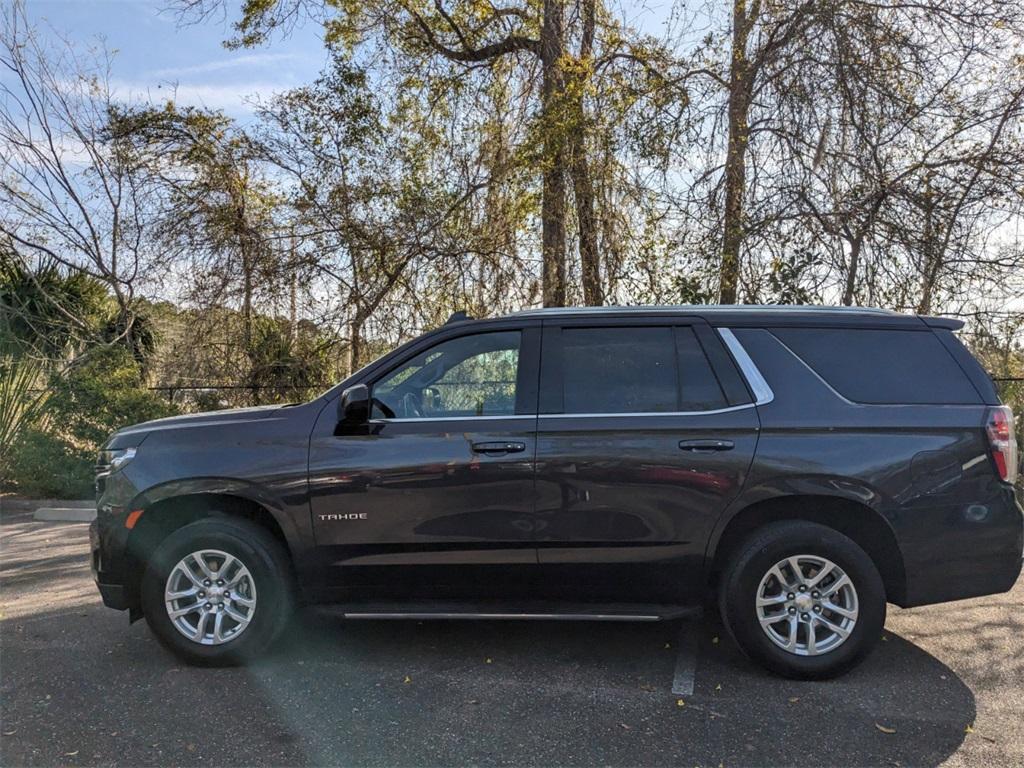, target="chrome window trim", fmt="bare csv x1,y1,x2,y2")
718,328,775,406
373,404,757,423
538,404,756,419
370,328,775,422
371,414,535,423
